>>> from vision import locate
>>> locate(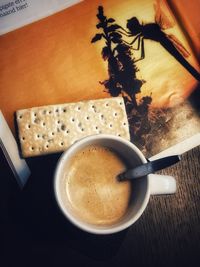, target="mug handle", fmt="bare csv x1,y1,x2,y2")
149,174,176,195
